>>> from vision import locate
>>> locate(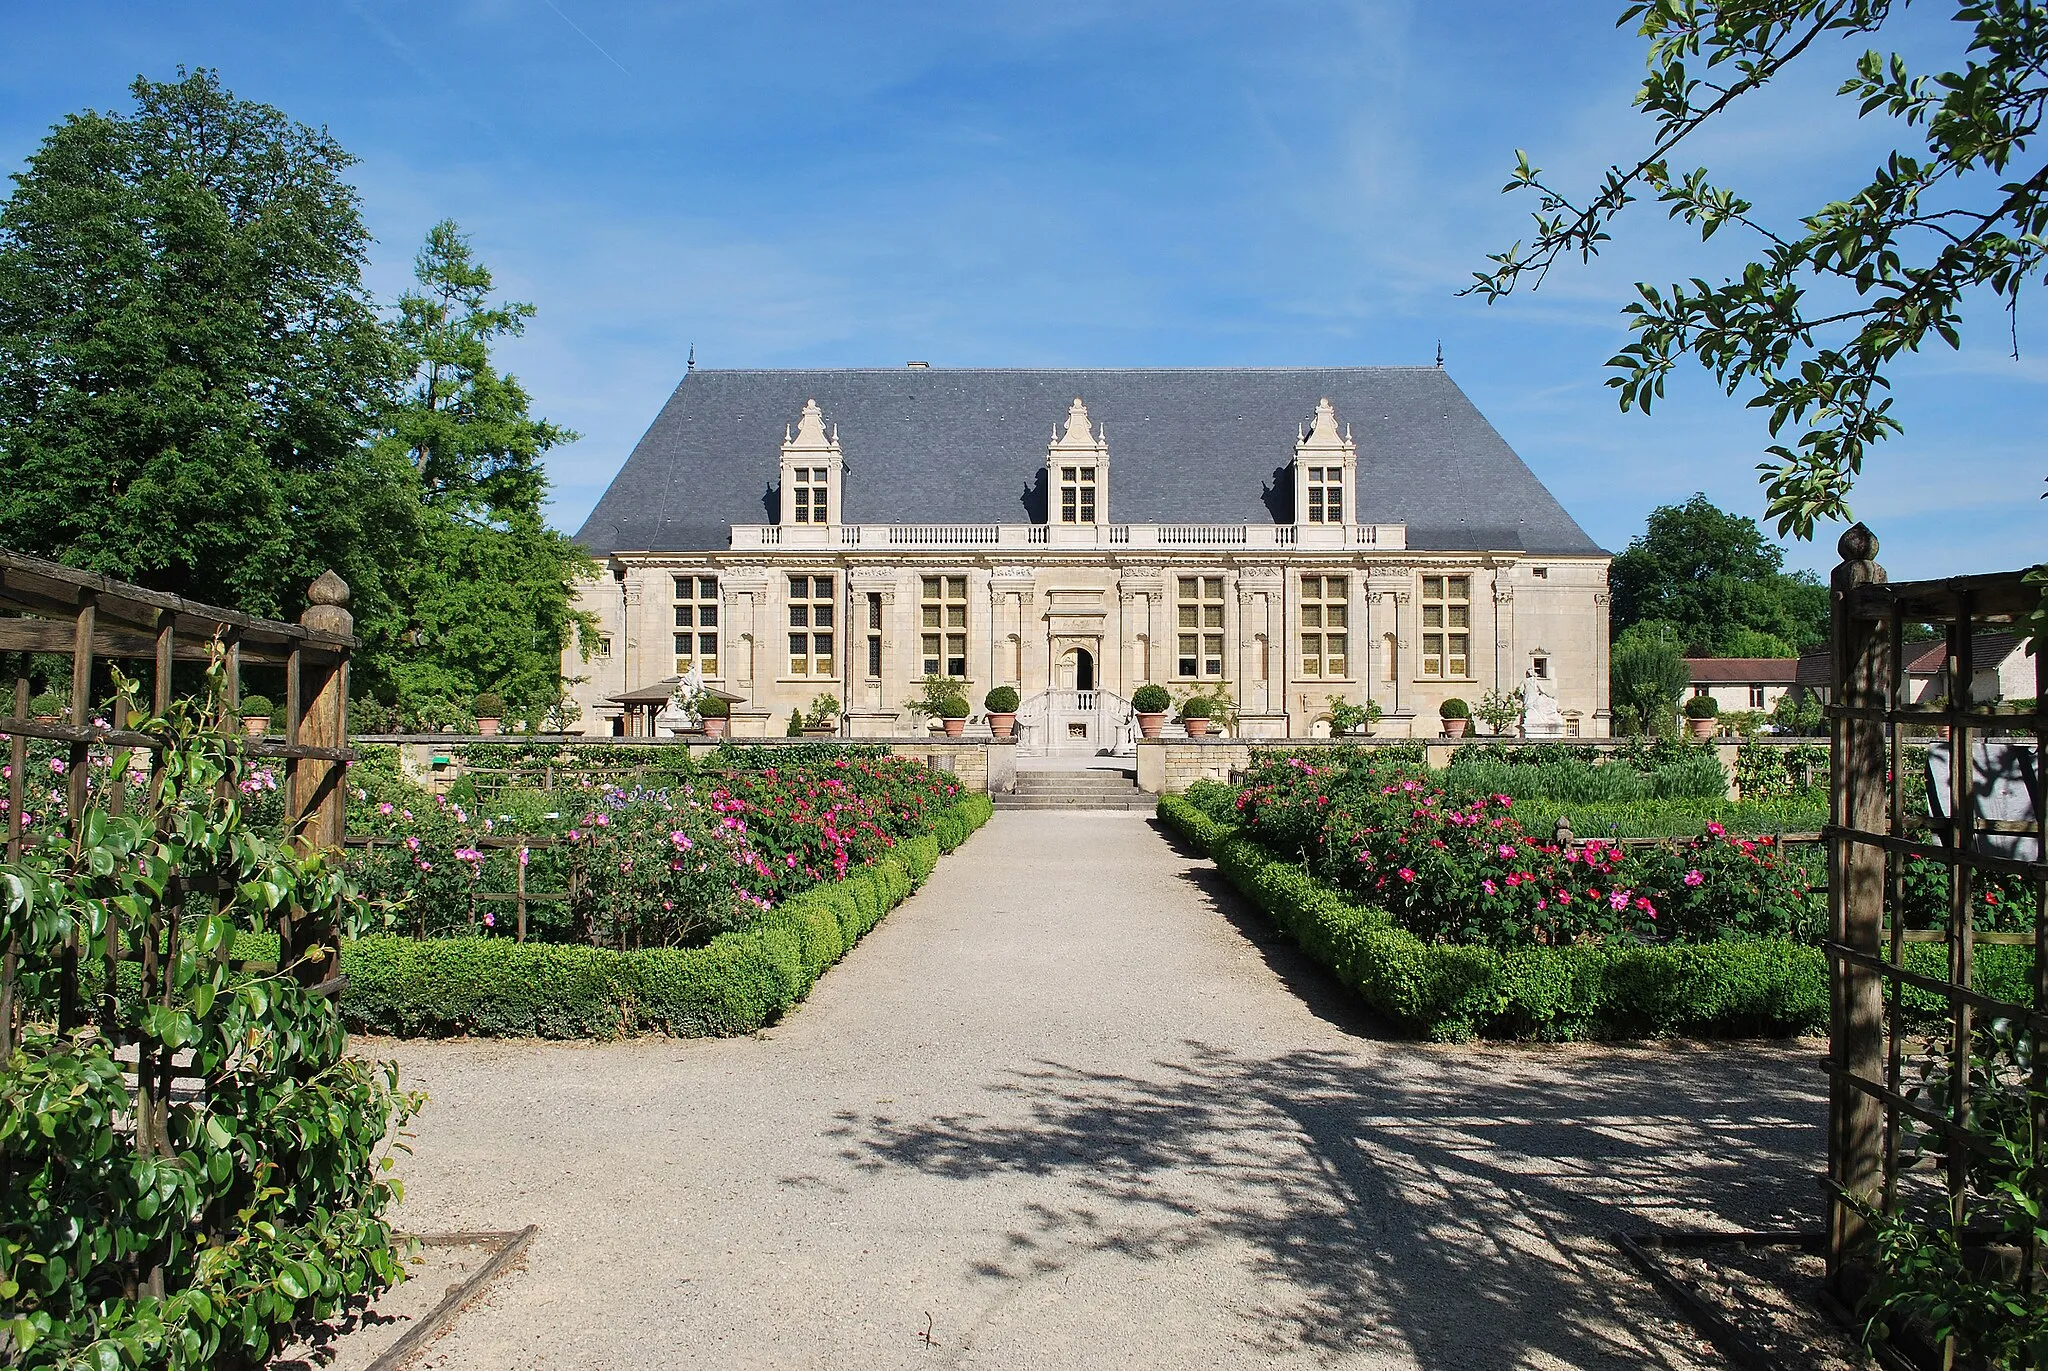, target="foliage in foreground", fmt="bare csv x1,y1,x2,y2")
0,674,418,1369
